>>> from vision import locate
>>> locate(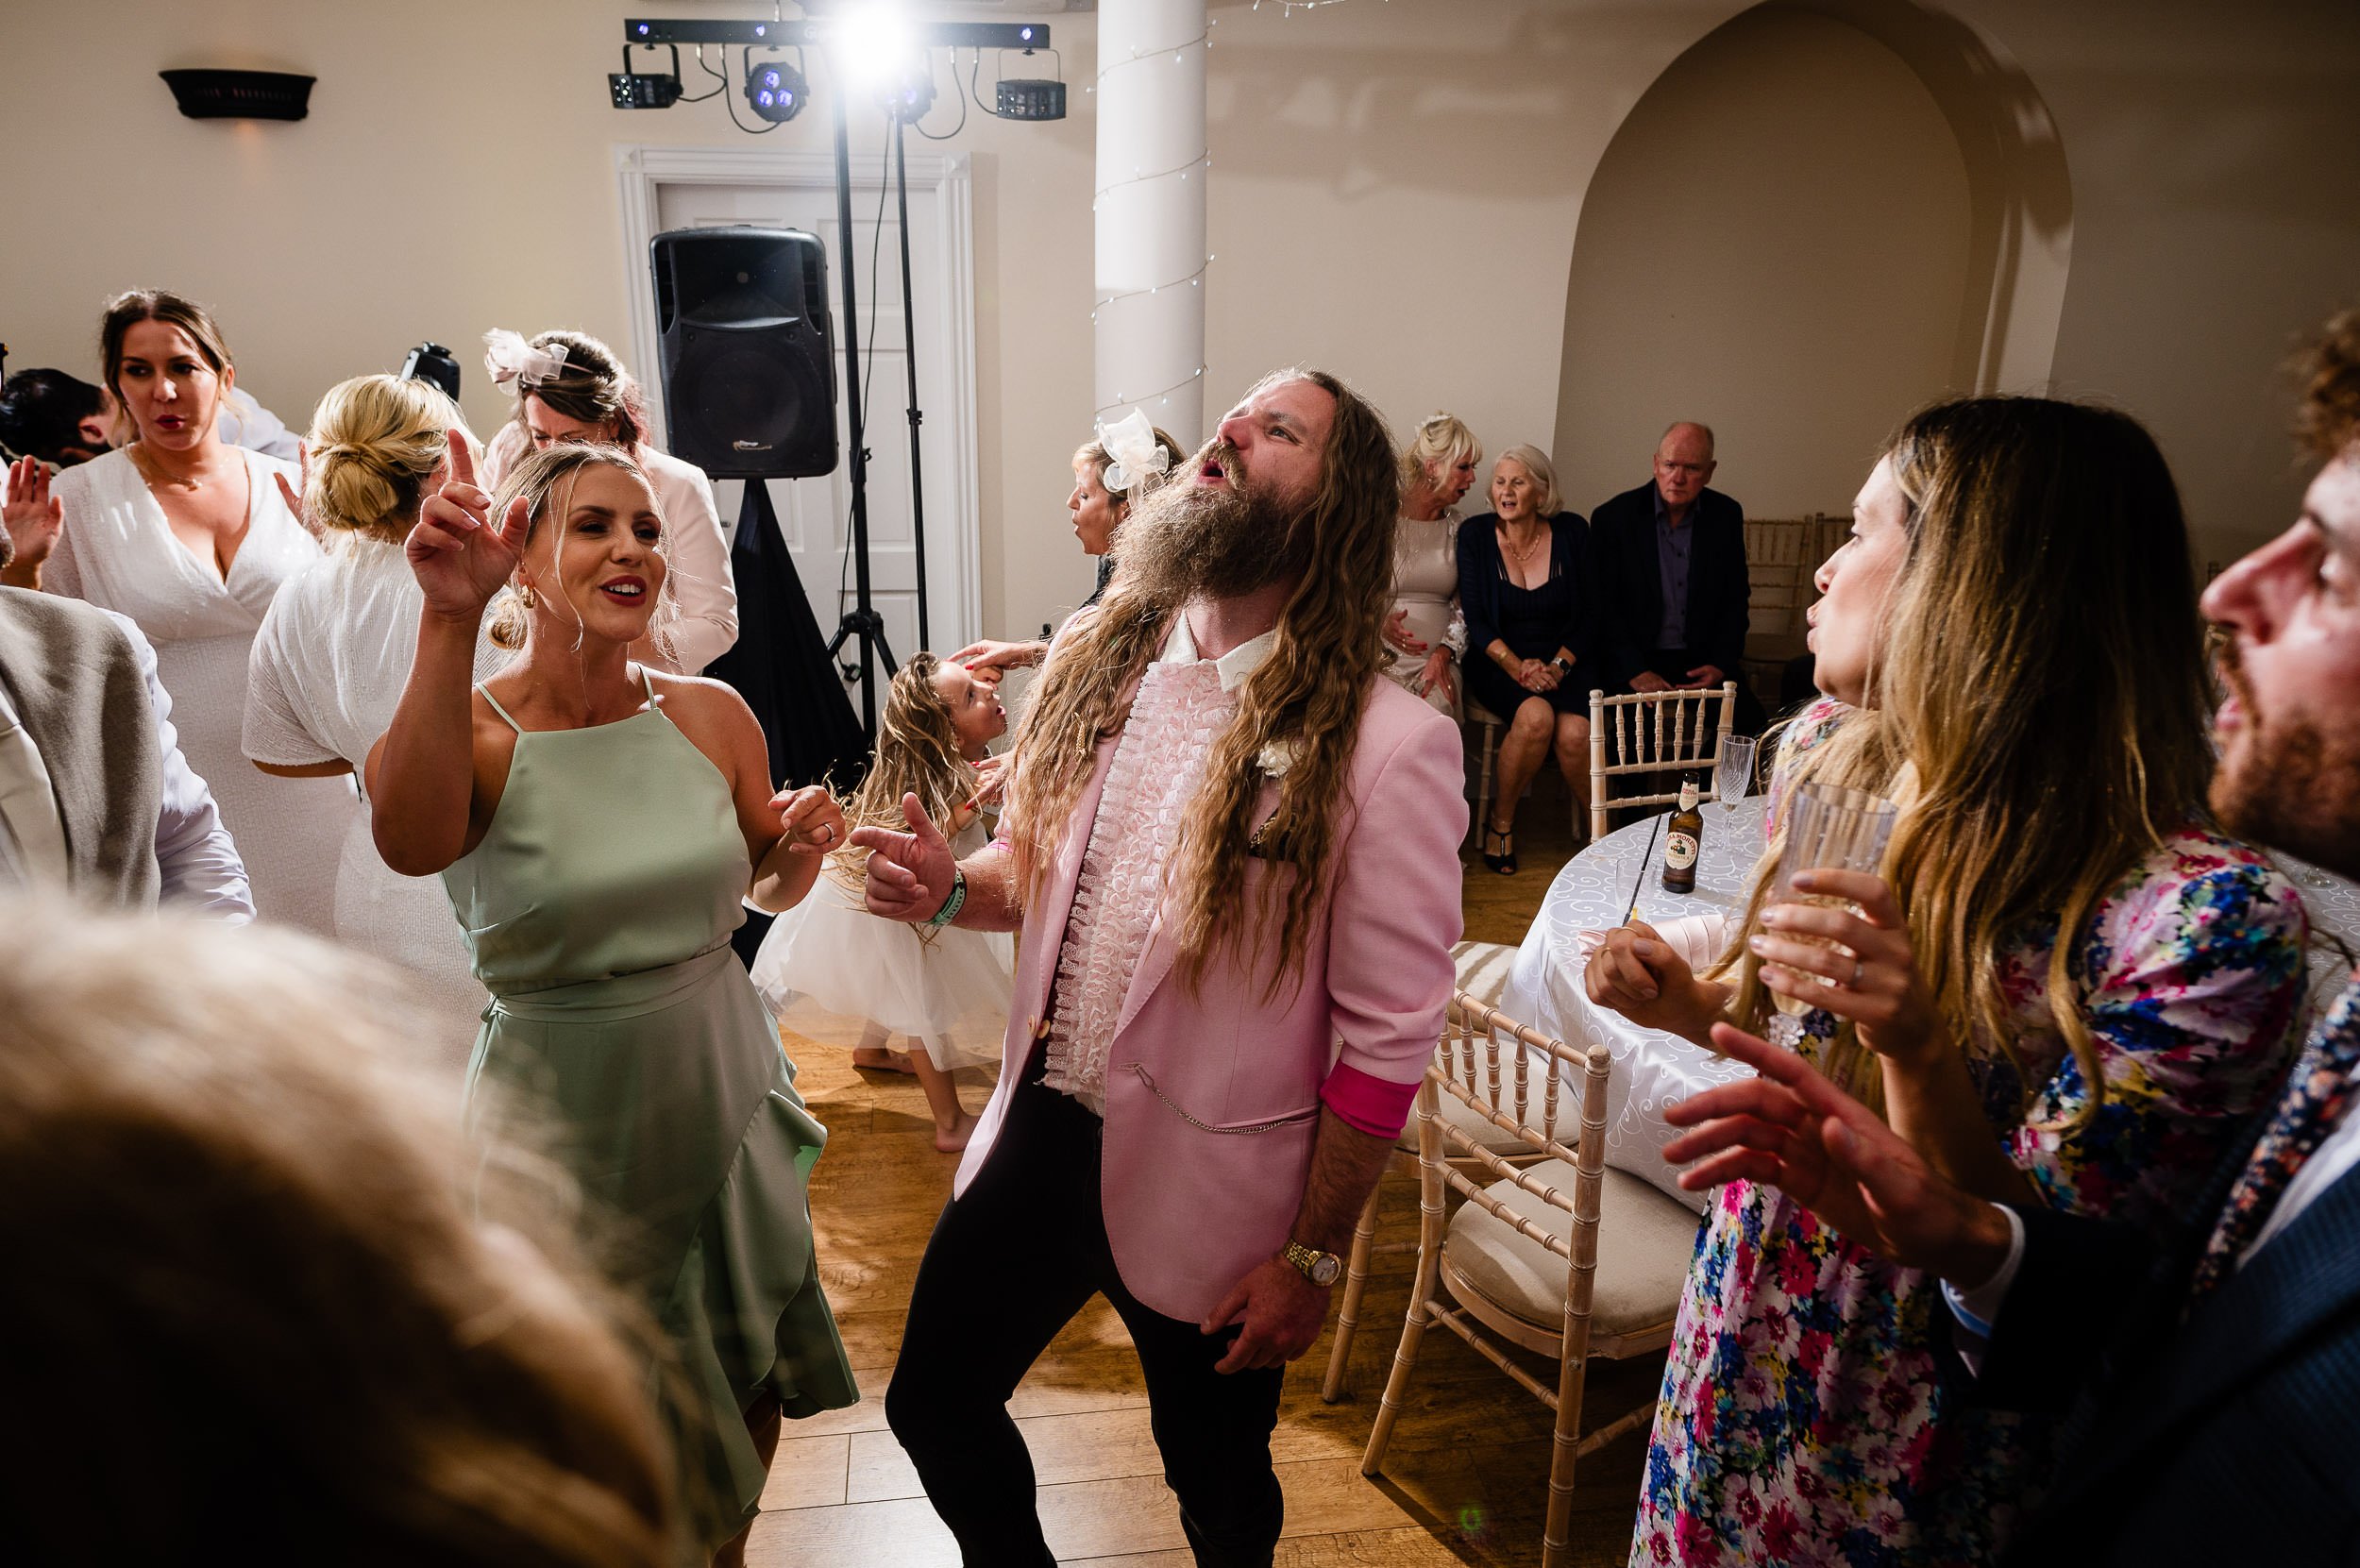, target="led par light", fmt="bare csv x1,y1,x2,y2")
745,52,808,123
